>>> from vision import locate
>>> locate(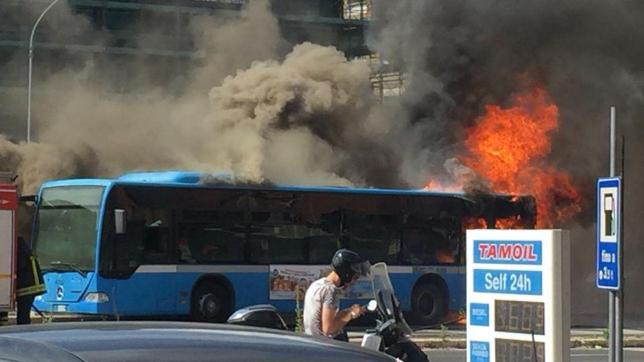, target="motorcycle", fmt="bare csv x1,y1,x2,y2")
227,262,429,362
